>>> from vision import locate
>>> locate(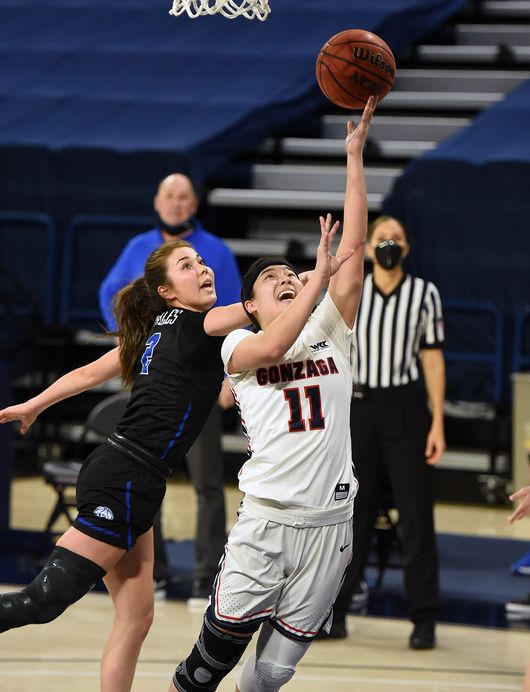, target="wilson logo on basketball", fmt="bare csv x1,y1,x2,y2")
352,47,396,78
94,506,114,521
